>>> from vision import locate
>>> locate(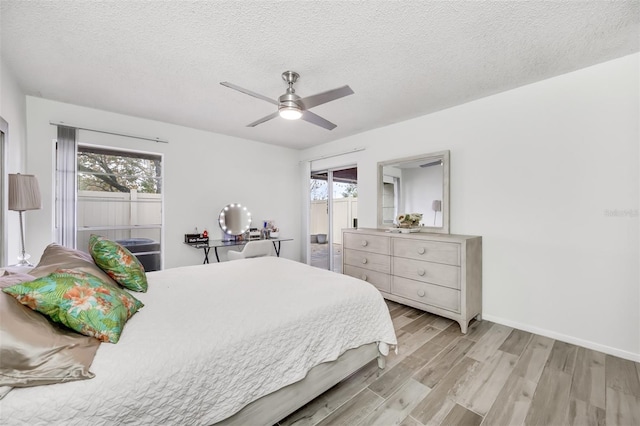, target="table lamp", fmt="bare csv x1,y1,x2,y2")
8,173,42,266
432,199,442,226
